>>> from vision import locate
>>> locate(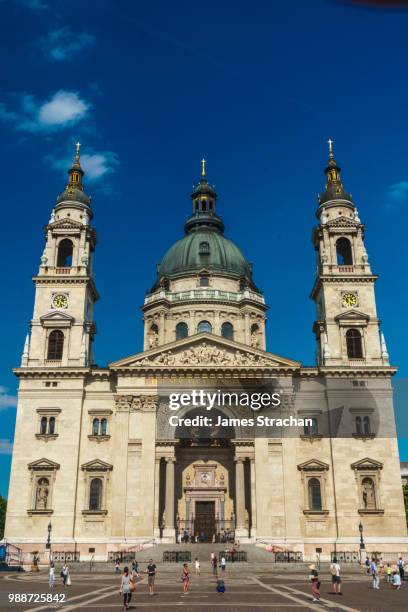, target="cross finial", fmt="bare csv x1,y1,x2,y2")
328,138,334,158
201,157,206,177
75,141,81,160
